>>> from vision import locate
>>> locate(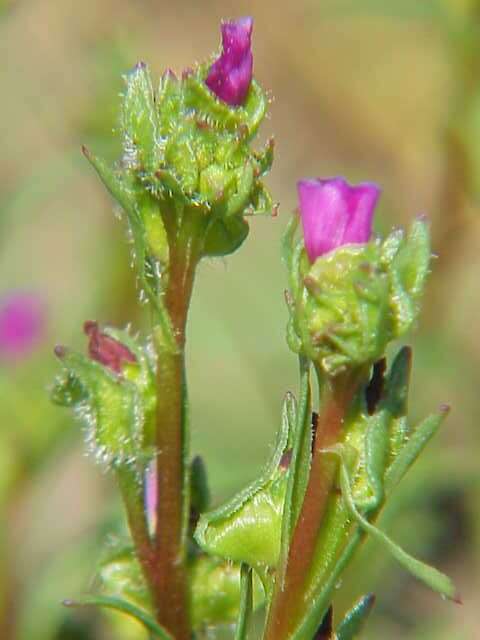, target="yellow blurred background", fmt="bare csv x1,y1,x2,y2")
1,0,479,638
